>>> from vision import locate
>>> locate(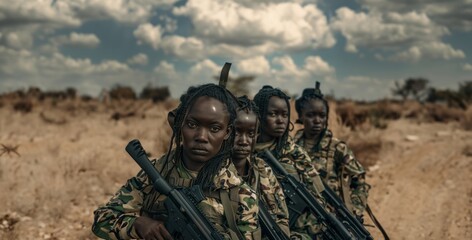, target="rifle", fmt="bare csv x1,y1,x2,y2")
126,139,224,240
321,181,374,240
260,150,354,240
258,202,290,240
